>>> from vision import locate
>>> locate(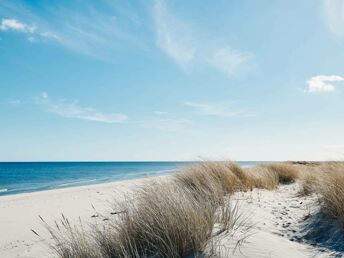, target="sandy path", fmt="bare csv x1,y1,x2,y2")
228,184,336,258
